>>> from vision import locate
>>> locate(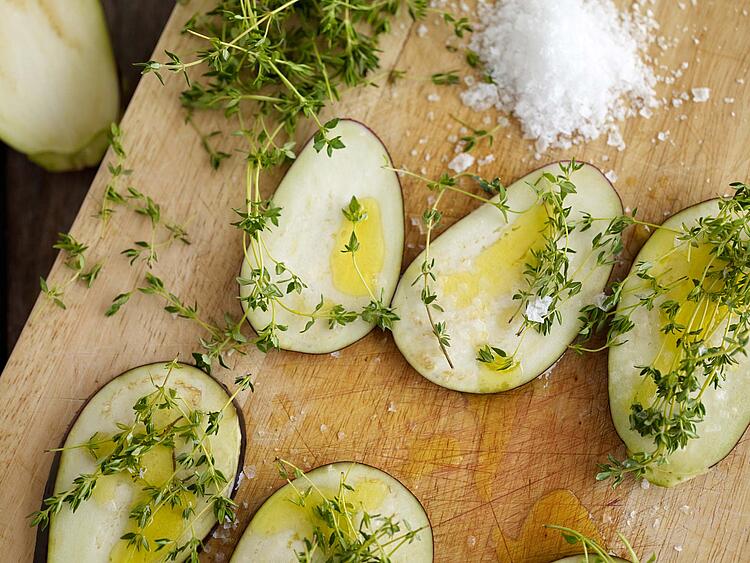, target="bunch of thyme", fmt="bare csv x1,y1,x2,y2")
30,360,253,562
139,0,470,169
572,183,750,485
276,459,425,562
